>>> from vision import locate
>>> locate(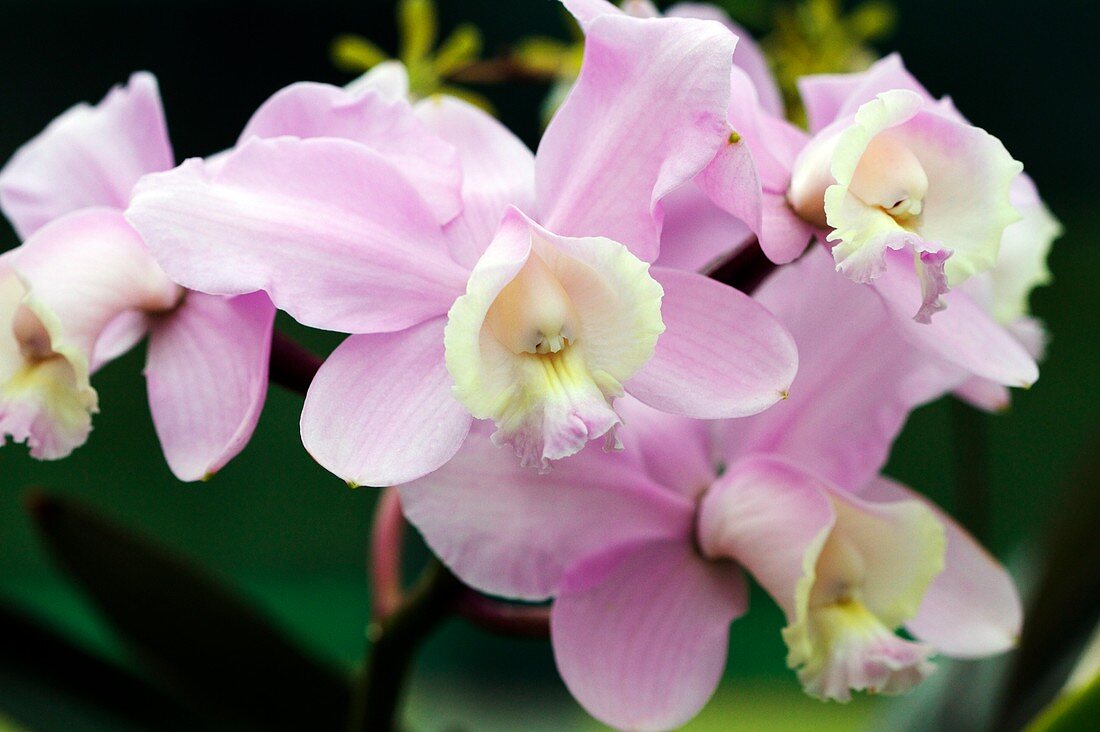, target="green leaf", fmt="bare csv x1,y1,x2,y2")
0,599,202,730
1026,670,1100,732
28,493,351,730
